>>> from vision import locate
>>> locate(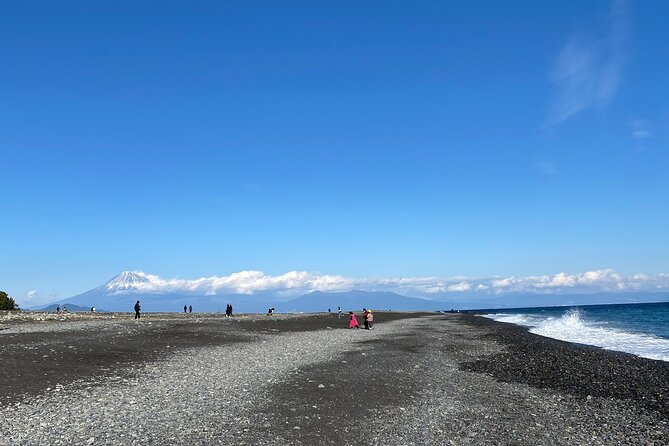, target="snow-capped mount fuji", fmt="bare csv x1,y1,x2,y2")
104,271,154,292
36,271,449,313
37,271,289,313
